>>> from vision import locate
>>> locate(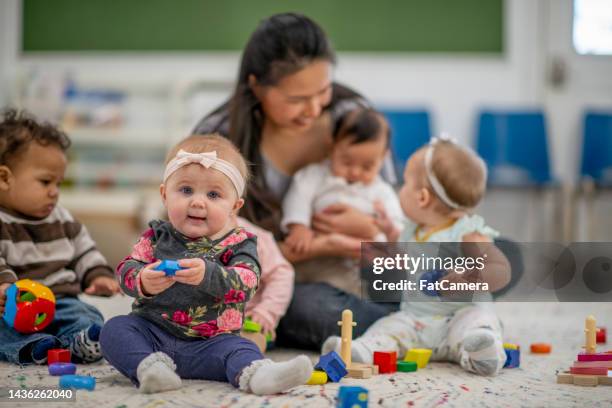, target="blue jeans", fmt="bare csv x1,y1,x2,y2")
275,283,400,350
0,296,104,364
100,315,264,388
